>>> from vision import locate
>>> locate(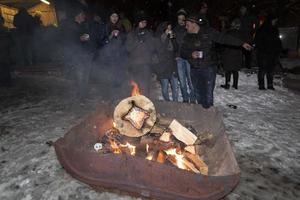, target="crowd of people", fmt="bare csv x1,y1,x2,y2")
0,1,283,109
